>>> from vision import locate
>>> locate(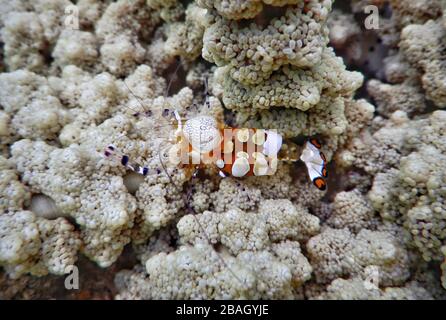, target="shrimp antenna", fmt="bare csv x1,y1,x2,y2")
123,80,151,116
164,58,183,99
203,76,210,109
157,144,248,289
121,99,147,118
122,58,183,118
